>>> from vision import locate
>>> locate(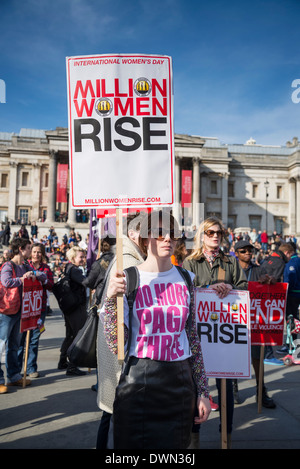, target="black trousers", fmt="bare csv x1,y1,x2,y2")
60,302,87,362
